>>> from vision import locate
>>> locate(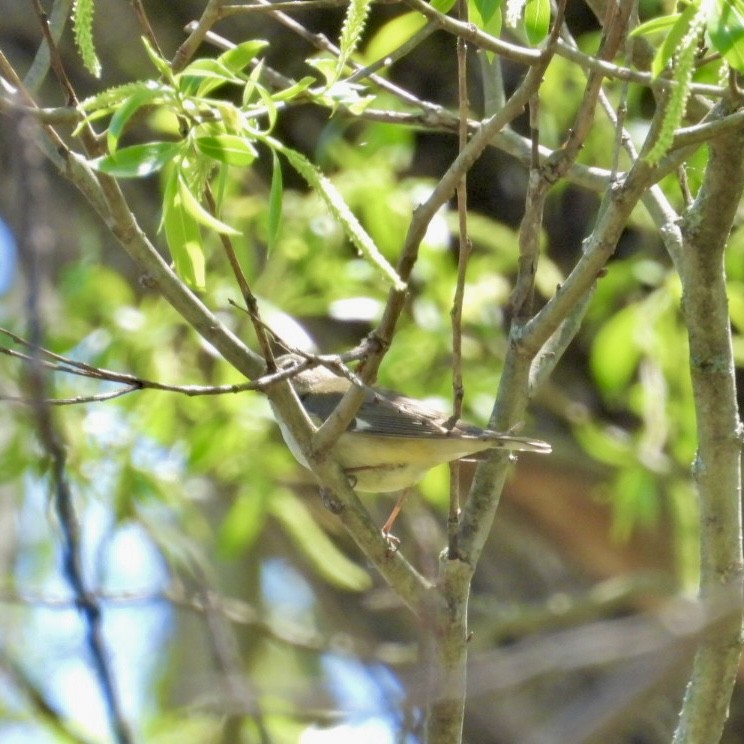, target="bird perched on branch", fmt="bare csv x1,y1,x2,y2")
270,354,551,497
